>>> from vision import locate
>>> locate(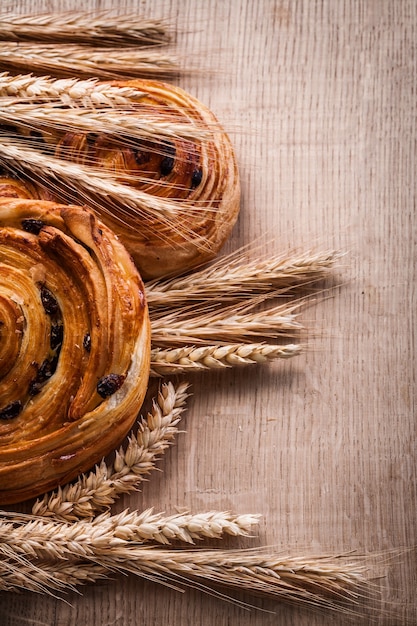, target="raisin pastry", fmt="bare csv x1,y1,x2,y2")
0,79,241,279
0,197,151,504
